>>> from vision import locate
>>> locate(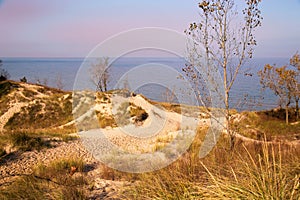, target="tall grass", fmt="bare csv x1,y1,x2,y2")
0,157,87,199
199,143,300,199
123,128,300,199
